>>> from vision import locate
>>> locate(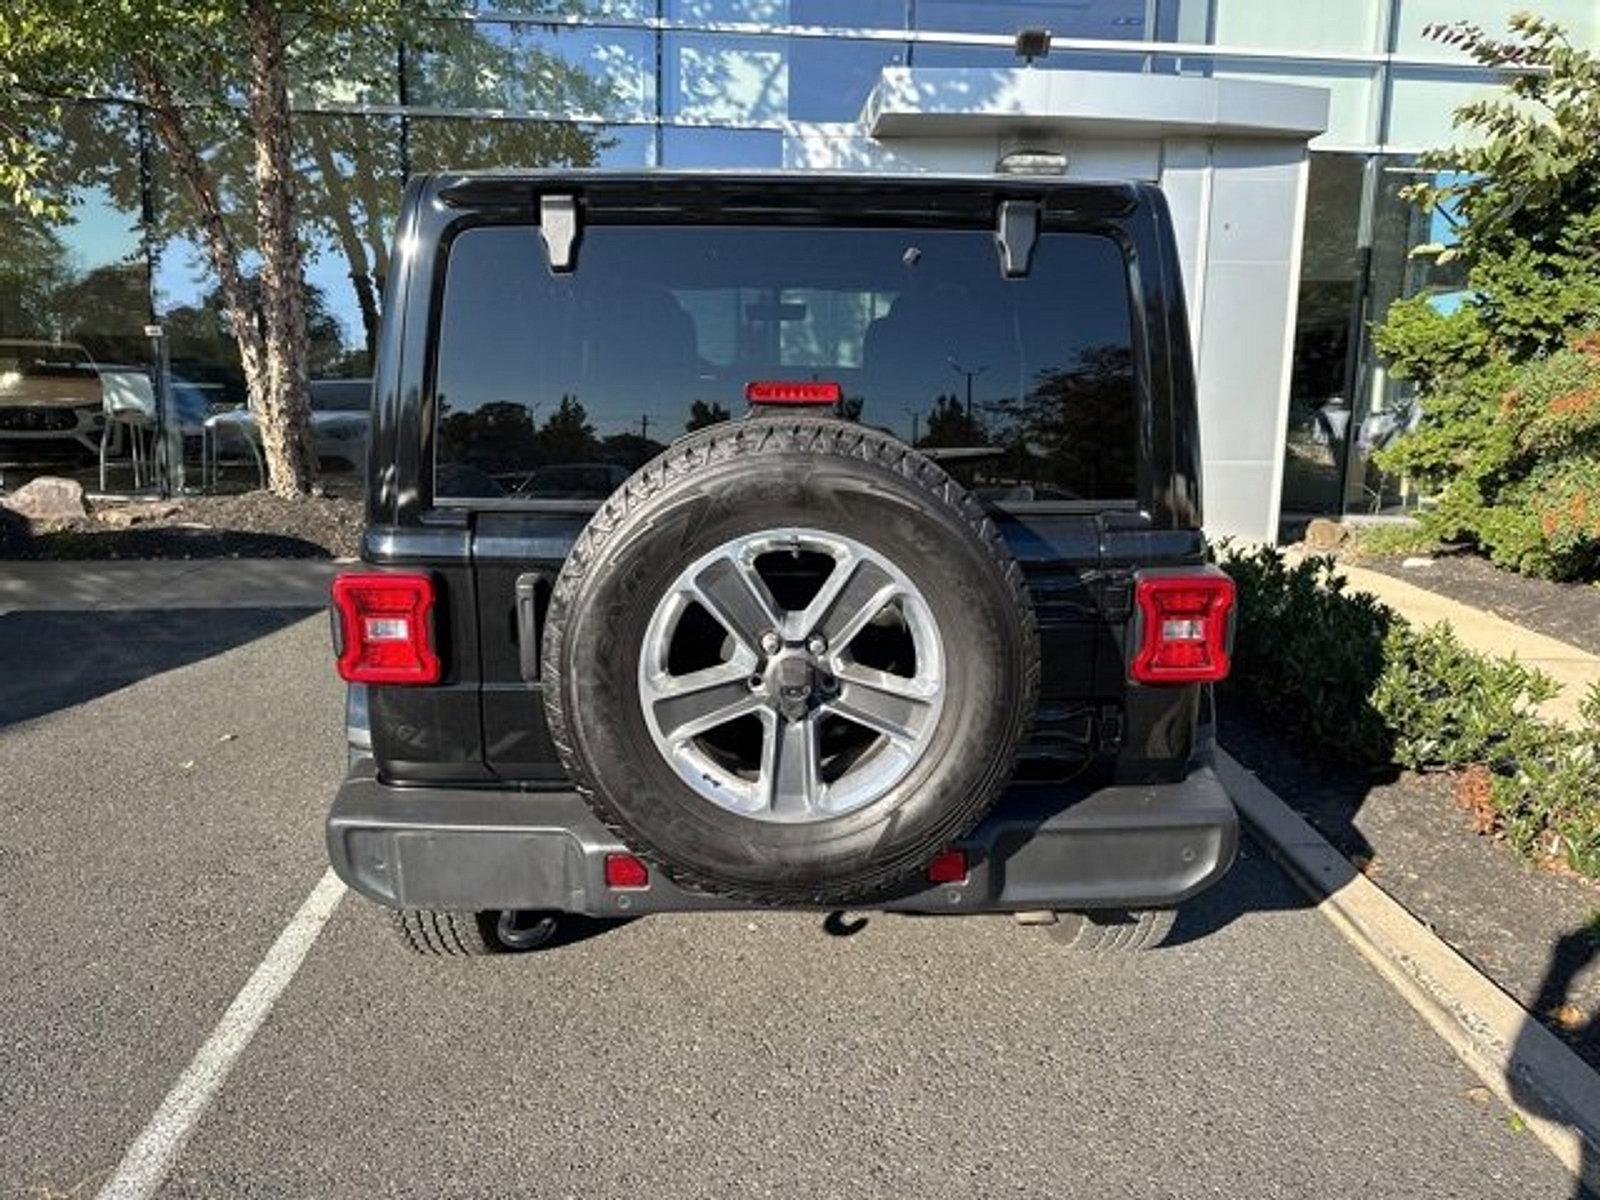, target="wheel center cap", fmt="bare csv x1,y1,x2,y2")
769,651,819,720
